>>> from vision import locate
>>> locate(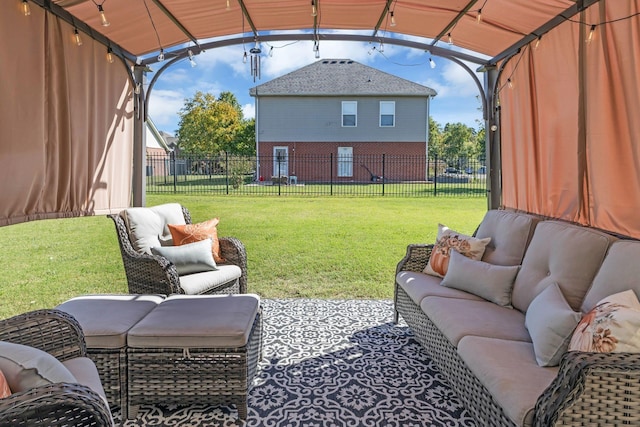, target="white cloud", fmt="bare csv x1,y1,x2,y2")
147,89,185,131
242,103,255,119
